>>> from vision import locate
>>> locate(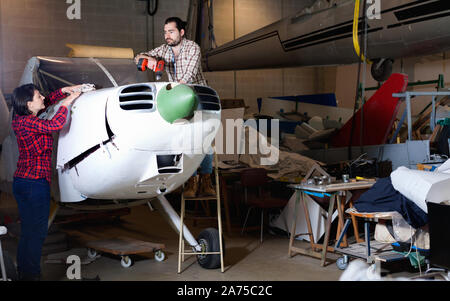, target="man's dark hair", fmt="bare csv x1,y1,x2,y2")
12,83,38,116
165,17,187,32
